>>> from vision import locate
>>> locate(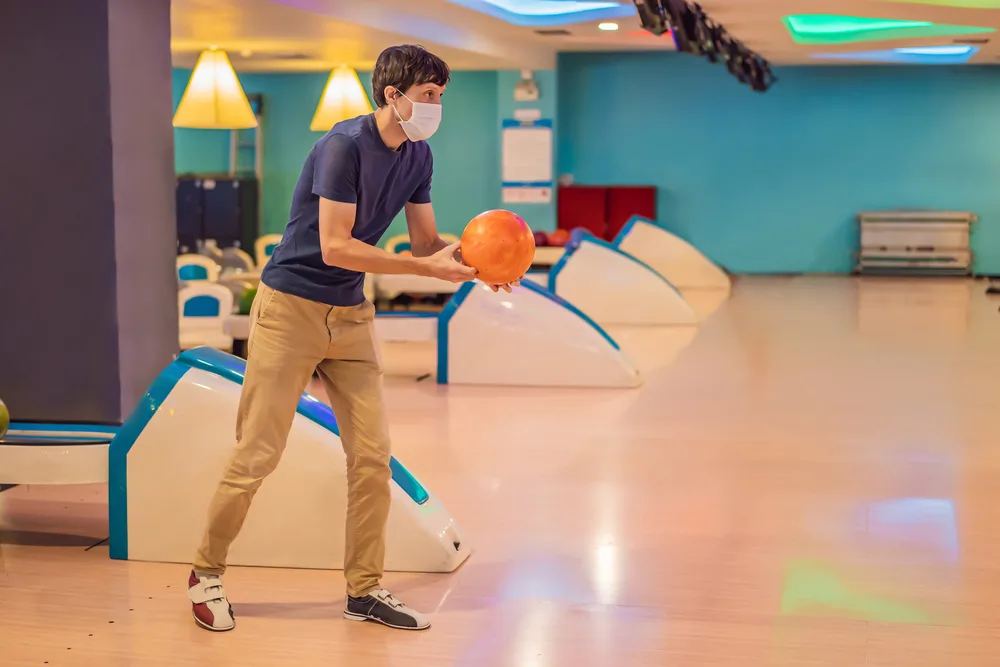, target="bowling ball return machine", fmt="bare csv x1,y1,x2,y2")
1,348,470,574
